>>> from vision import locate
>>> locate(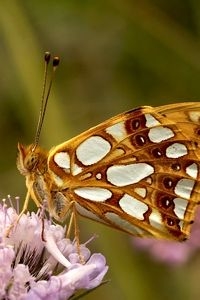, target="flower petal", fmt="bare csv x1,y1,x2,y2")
44,230,72,268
